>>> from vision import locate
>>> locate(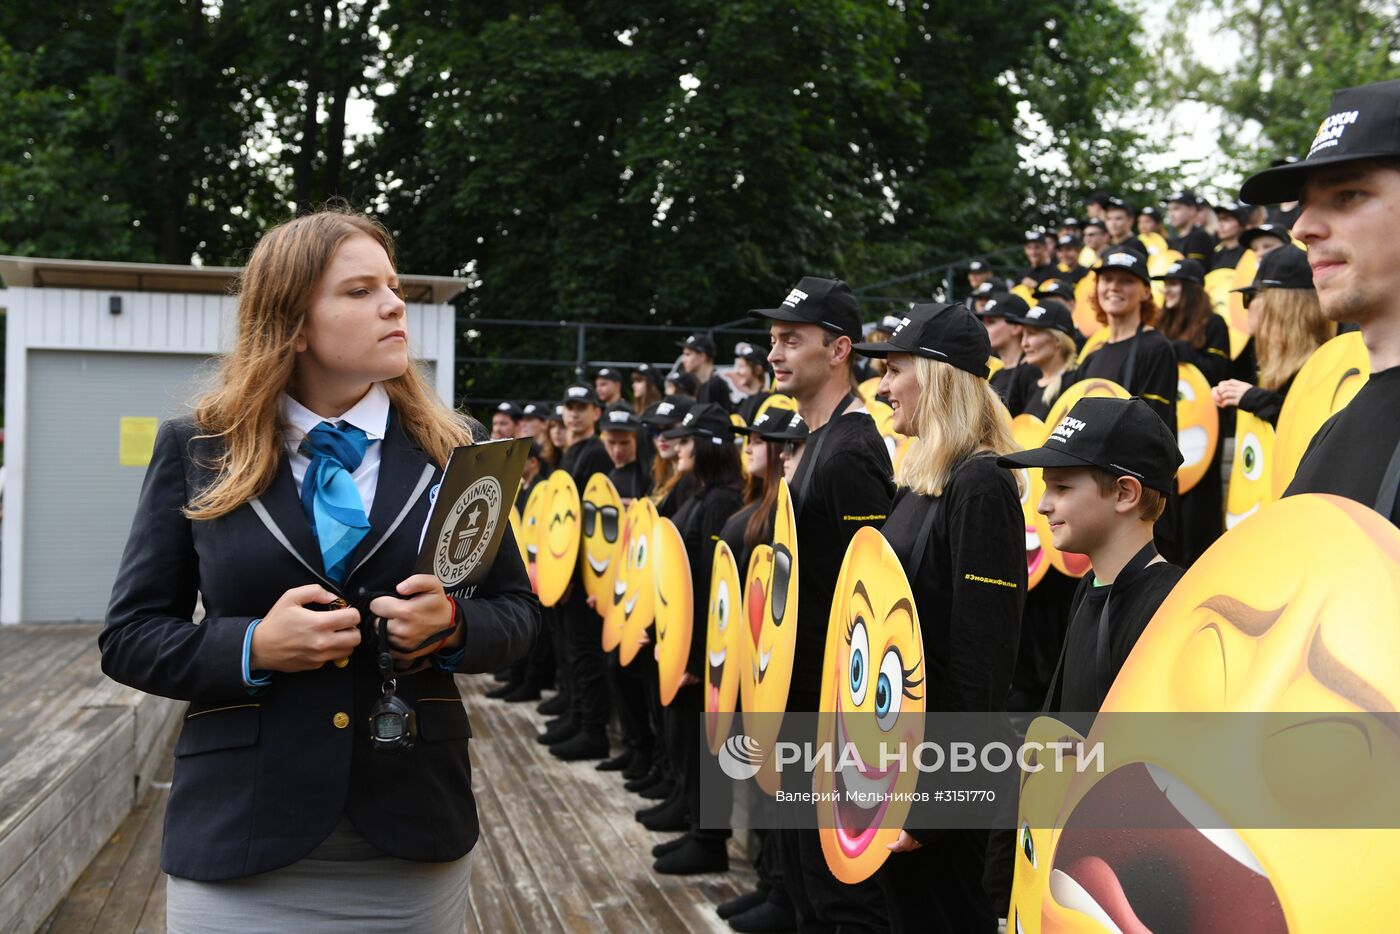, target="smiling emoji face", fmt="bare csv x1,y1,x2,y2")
738,544,774,719
581,472,624,614
1273,330,1370,495
653,517,693,706
520,482,549,594
814,527,926,885
536,471,581,607
509,504,527,568
614,497,658,665
706,540,744,754
1035,494,1400,934
1011,414,1051,590
1227,411,1275,529
1009,716,1087,934
1176,362,1220,494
